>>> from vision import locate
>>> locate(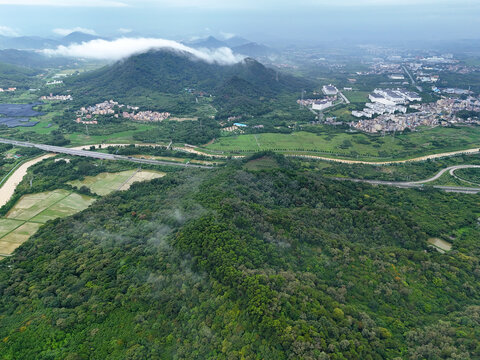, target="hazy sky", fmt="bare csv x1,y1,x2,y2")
0,0,478,44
